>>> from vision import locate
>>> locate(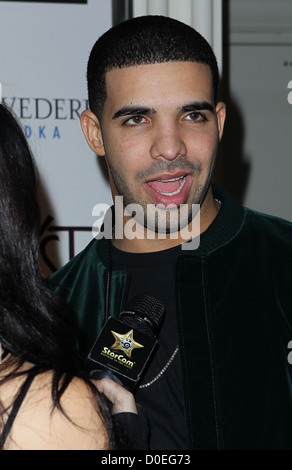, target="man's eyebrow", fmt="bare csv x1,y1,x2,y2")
112,106,156,120
180,101,215,113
